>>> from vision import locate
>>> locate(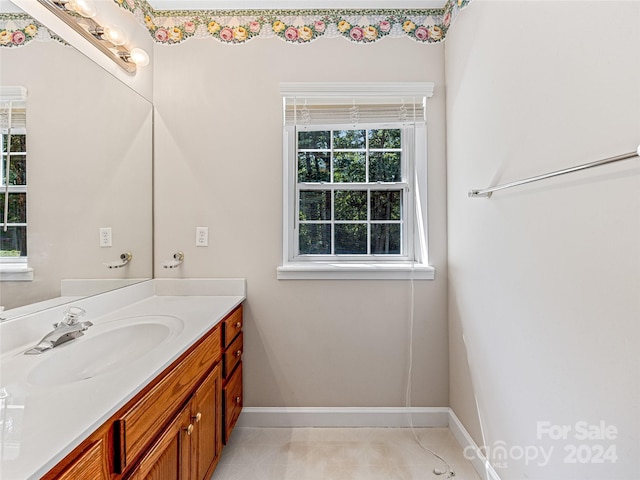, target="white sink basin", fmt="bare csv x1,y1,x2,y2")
26,315,184,387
